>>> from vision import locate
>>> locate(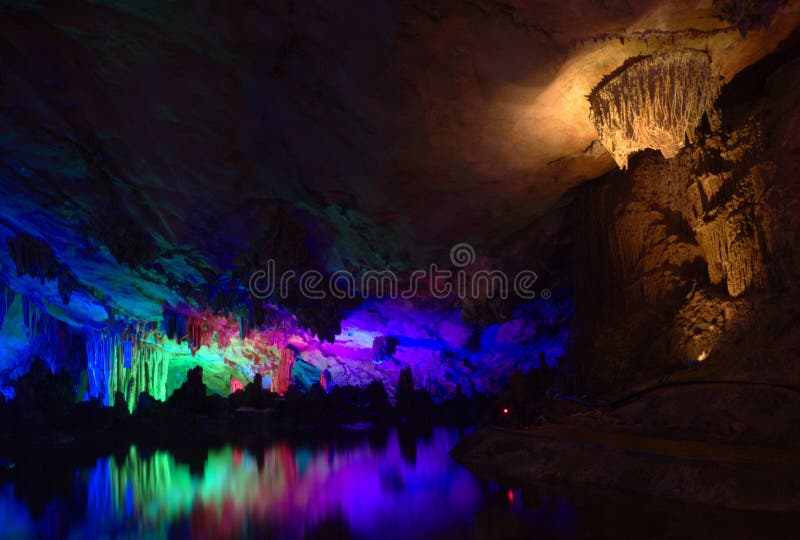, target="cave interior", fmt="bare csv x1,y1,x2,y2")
2,0,800,531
